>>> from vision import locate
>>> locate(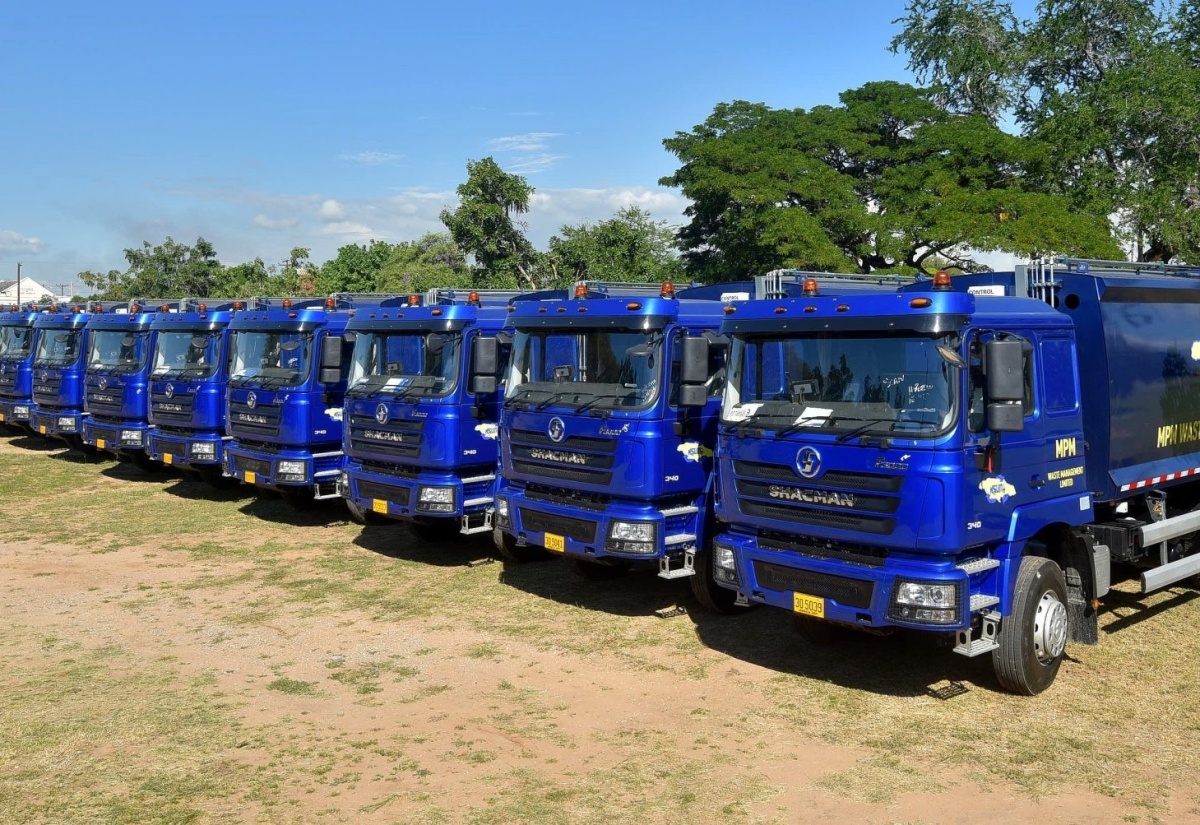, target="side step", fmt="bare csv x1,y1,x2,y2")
460,510,493,536
954,610,1000,657
658,548,696,580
